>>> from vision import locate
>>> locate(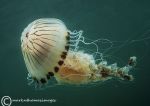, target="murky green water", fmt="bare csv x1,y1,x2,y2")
0,0,150,106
